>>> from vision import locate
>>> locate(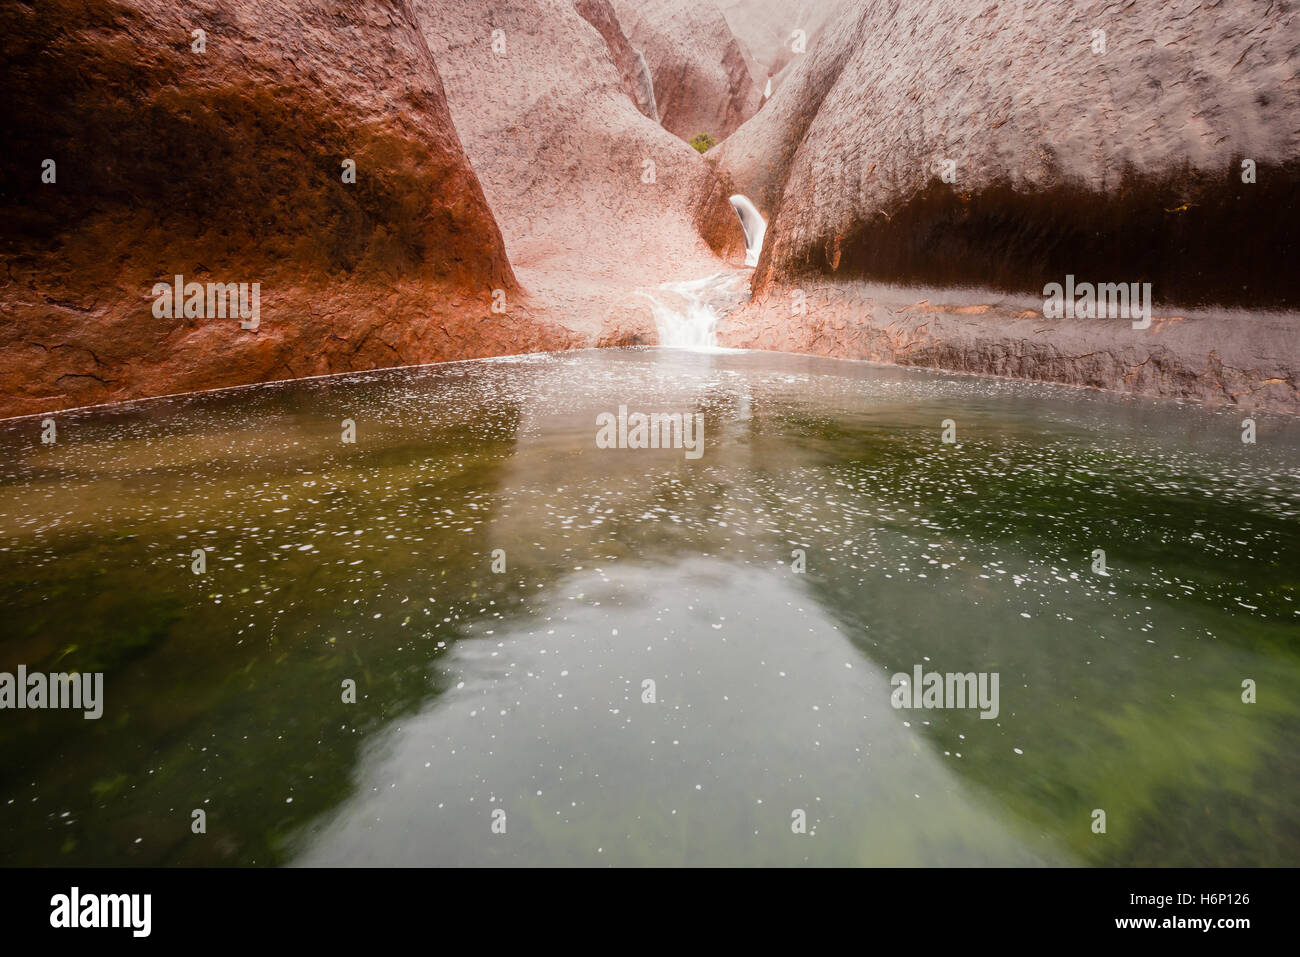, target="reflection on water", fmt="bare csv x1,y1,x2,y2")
0,348,1296,866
